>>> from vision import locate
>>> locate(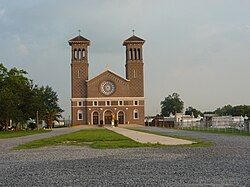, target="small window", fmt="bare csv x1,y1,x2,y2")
118,100,124,106
74,49,78,59
106,101,111,106
78,101,82,106
133,69,136,78
134,48,137,60
134,109,139,119
134,100,139,106
78,49,81,60
93,101,98,106
129,48,133,60
77,110,83,120
82,49,85,58
138,48,141,60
